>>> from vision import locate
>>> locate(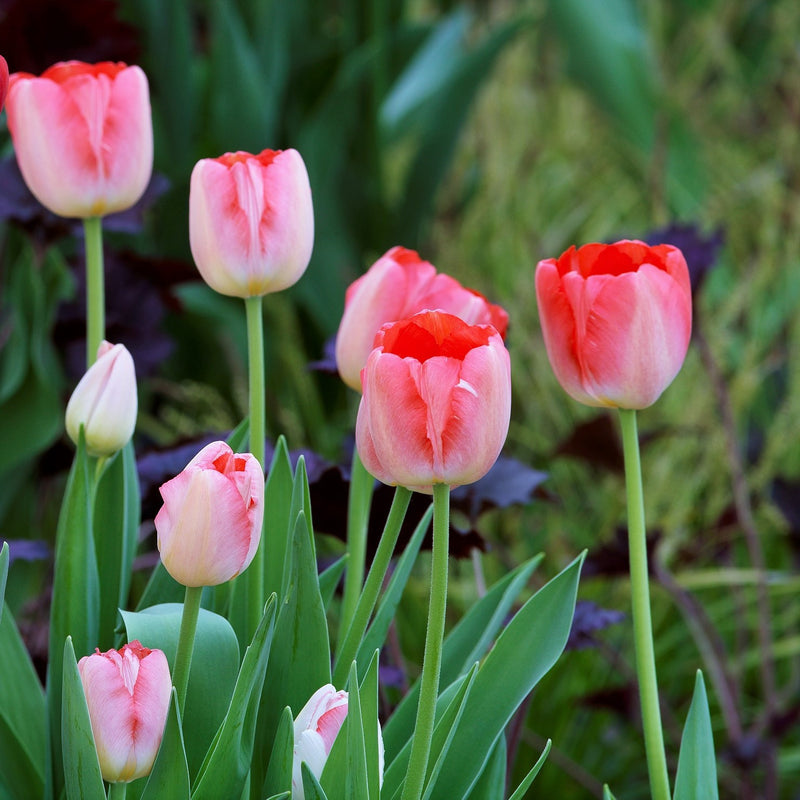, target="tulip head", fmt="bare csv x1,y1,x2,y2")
535,240,692,409
77,641,171,783
65,341,137,457
336,246,509,391
0,55,8,112
356,310,511,492
6,61,152,218
189,148,314,298
155,441,264,587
